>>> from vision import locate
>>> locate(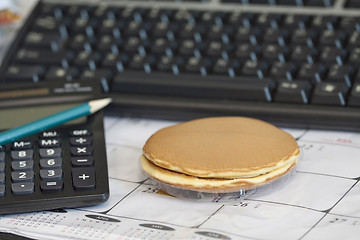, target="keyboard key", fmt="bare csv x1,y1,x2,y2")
290,29,318,47
73,51,101,69
156,55,184,73
45,66,80,81
318,47,347,65
306,0,335,7
311,15,338,29
297,63,326,83
290,46,318,64
235,43,261,61
241,60,269,78
345,0,360,8
326,65,355,87
15,49,73,66
348,48,360,65
319,30,347,47
112,72,275,101
23,31,64,51
311,82,348,106
262,44,289,62
185,57,211,75
128,54,156,72
69,34,97,51
11,182,34,195
269,62,297,80
276,0,302,6
72,168,96,190
212,58,240,77
283,15,311,29
5,65,45,83
348,83,360,107
275,81,312,104
348,31,360,48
